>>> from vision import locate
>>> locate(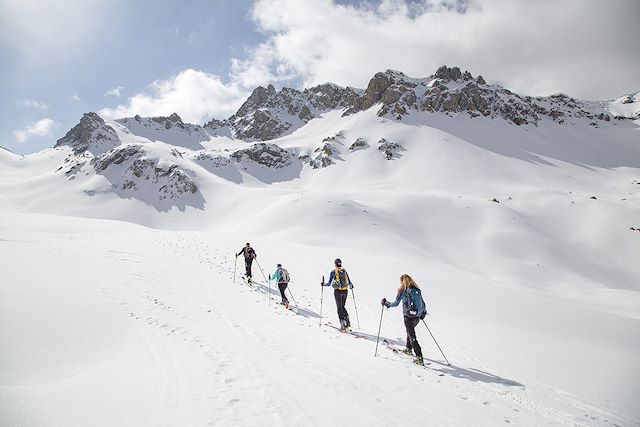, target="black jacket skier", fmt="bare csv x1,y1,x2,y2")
237,243,256,282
